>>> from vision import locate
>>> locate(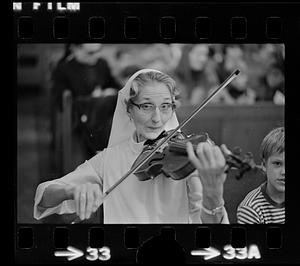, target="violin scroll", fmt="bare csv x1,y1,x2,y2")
223,147,263,180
